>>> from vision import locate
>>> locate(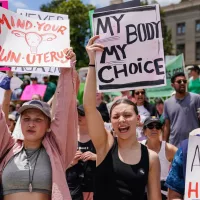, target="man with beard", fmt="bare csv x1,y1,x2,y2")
163,72,200,147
